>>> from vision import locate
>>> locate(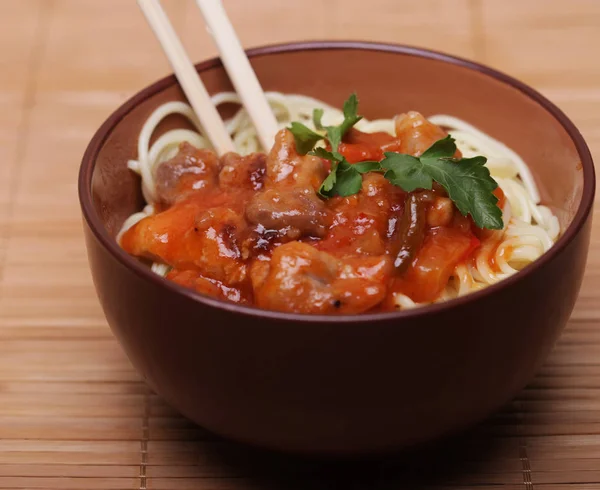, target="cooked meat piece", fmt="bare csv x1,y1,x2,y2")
219,152,266,191
316,173,404,256
251,241,391,314
265,129,326,191
167,269,250,304
155,142,221,207
191,207,248,283
245,188,329,238
394,112,449,157
121,202,248,285
250,242,339,314
336,254,393,313
427,196,454,227
121,198,202,264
